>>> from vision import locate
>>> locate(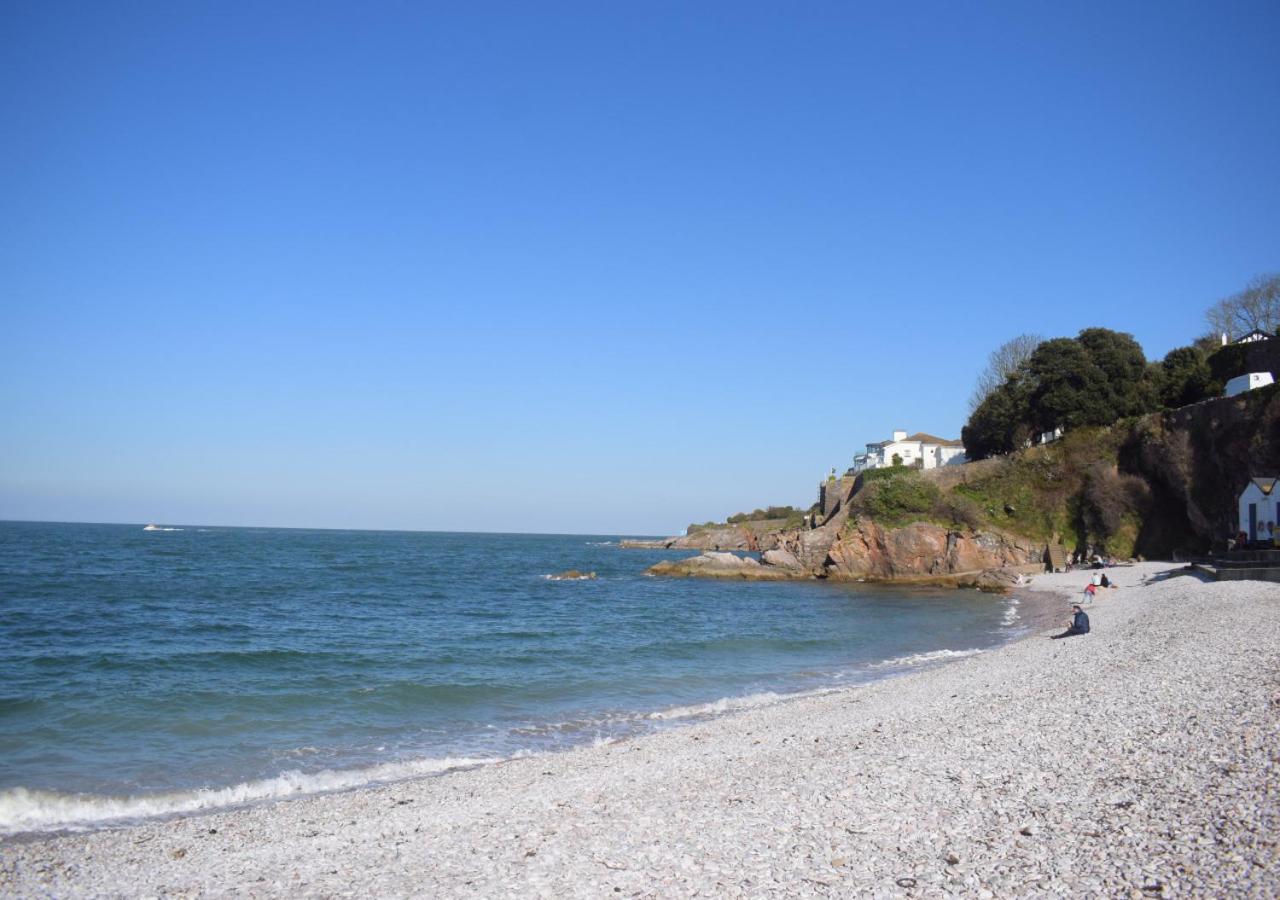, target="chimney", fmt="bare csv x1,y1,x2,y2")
893,430,907,442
